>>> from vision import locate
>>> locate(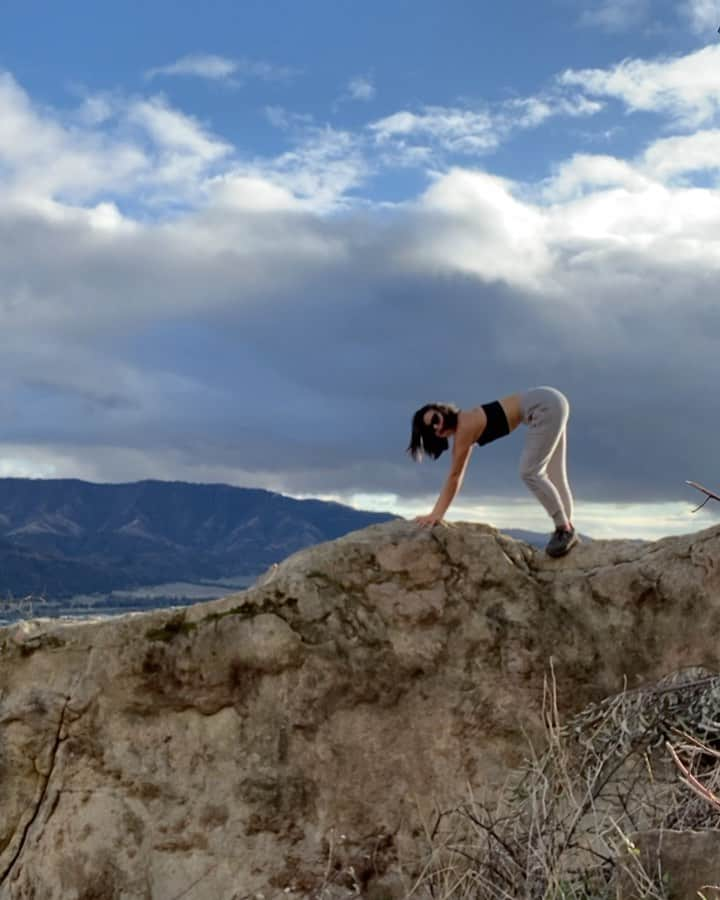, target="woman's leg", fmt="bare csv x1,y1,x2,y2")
547,428,574,525
519,388,571,528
